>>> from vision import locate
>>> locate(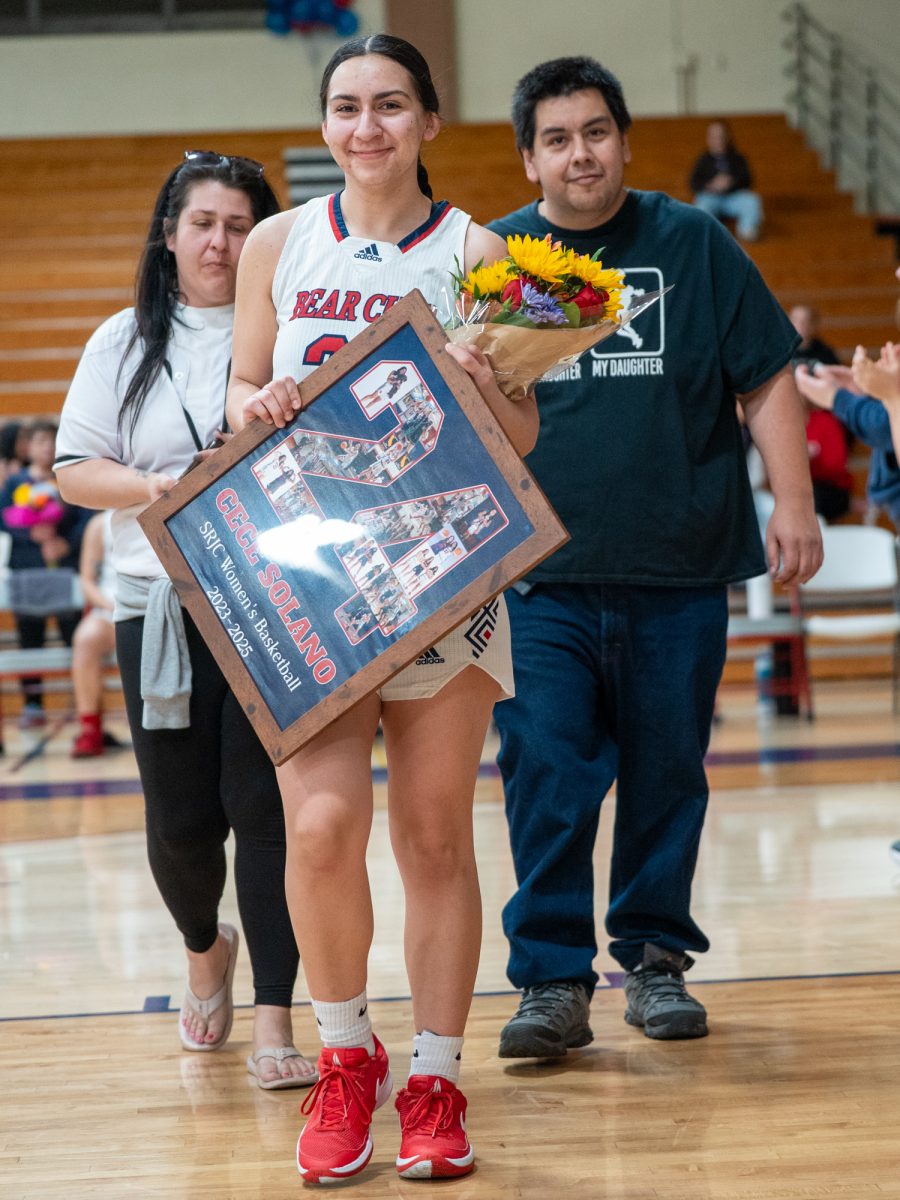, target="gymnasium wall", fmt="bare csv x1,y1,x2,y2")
461,0,900,121
0,0,898,139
